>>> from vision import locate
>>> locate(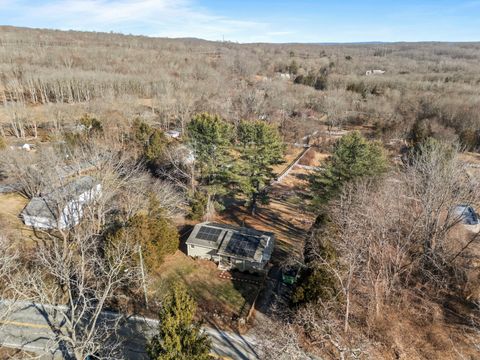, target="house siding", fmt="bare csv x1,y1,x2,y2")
187,245,220,261
22,183,102,230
